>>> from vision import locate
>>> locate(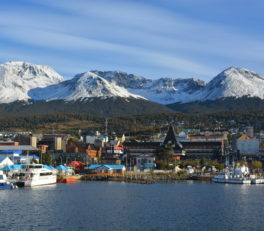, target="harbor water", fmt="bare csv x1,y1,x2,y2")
0,181,263,231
